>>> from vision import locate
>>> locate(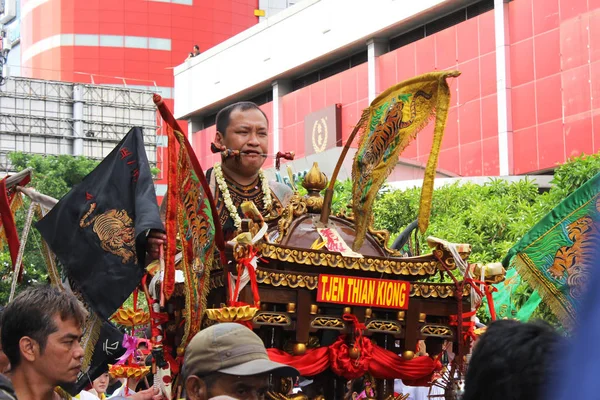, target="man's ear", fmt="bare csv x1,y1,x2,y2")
215,131,225,146
19,336,37,362
186,376,208,400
